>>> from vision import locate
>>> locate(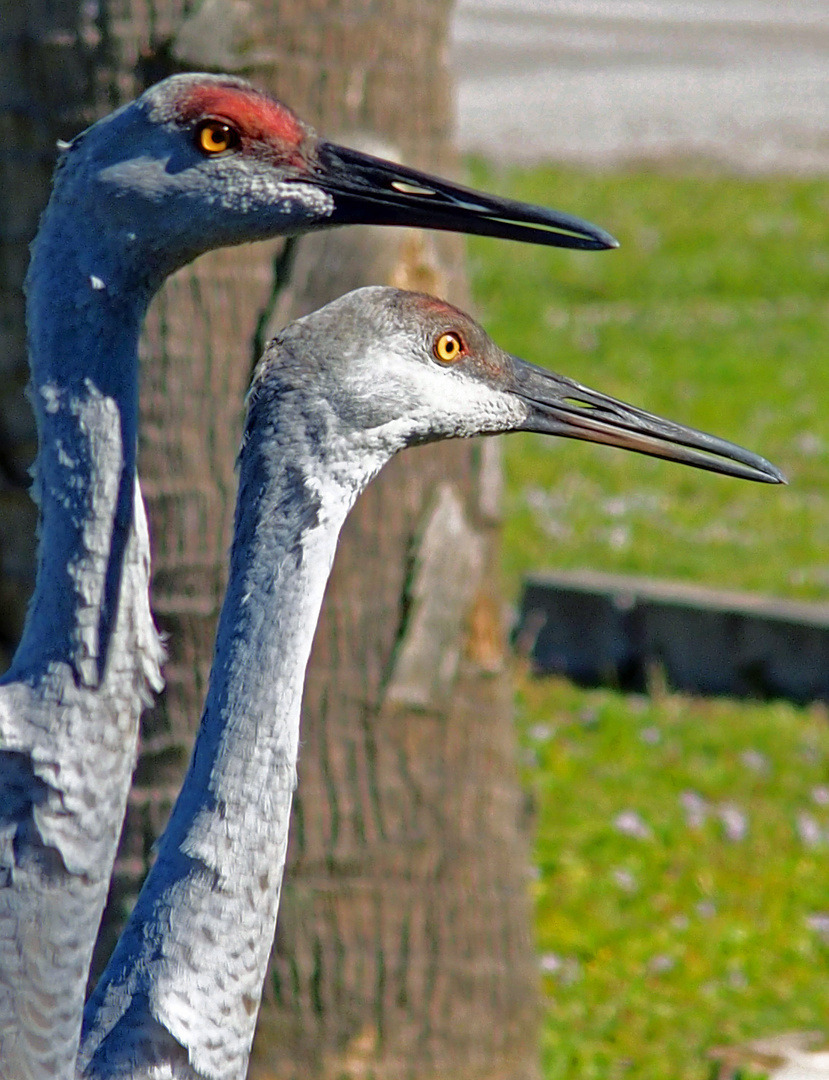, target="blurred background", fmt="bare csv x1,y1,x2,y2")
452,2,829,1077
454,0,829,170
2,2,829,1078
